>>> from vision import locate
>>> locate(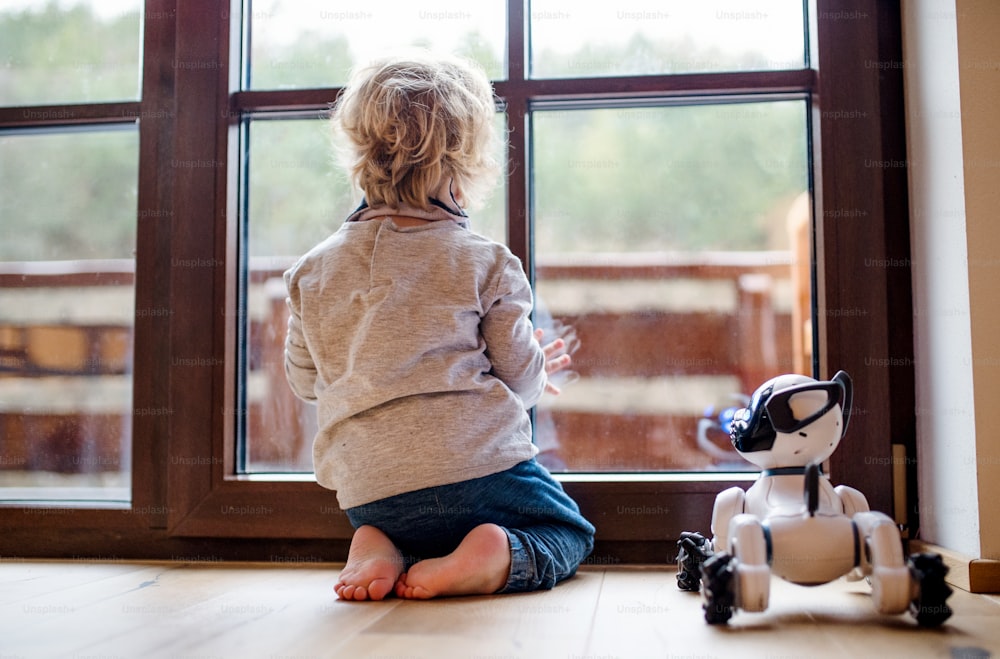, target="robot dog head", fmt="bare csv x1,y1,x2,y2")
729,371,853,469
